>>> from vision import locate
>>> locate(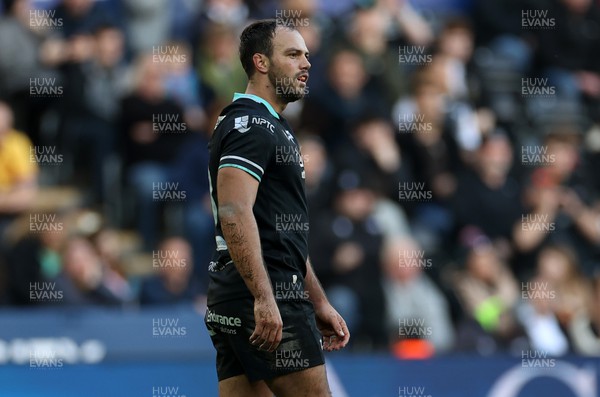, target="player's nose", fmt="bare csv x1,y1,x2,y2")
301,55,311,70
